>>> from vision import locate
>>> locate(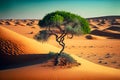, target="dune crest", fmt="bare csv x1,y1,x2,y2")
0,26,60,55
